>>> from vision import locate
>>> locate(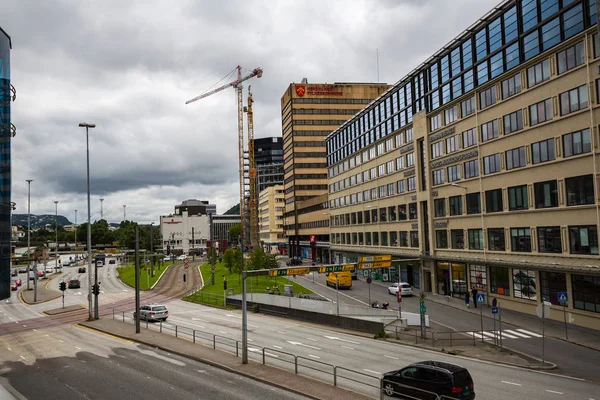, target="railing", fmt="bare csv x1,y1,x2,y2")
380,378,462,400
